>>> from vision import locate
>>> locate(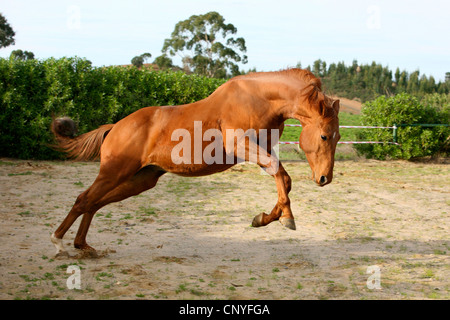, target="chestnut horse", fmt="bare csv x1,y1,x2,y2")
50,68,340,256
